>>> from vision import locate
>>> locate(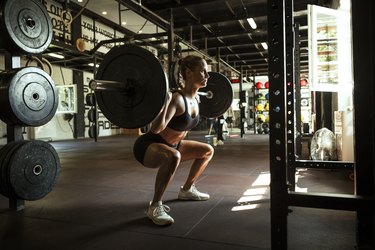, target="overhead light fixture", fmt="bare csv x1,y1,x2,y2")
77,0,83,2
48,53,65,59
138,30,143,34
122,21,127,25
102,11,107,15
88,63,100,68
261,42,268,50
247,18,257,29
